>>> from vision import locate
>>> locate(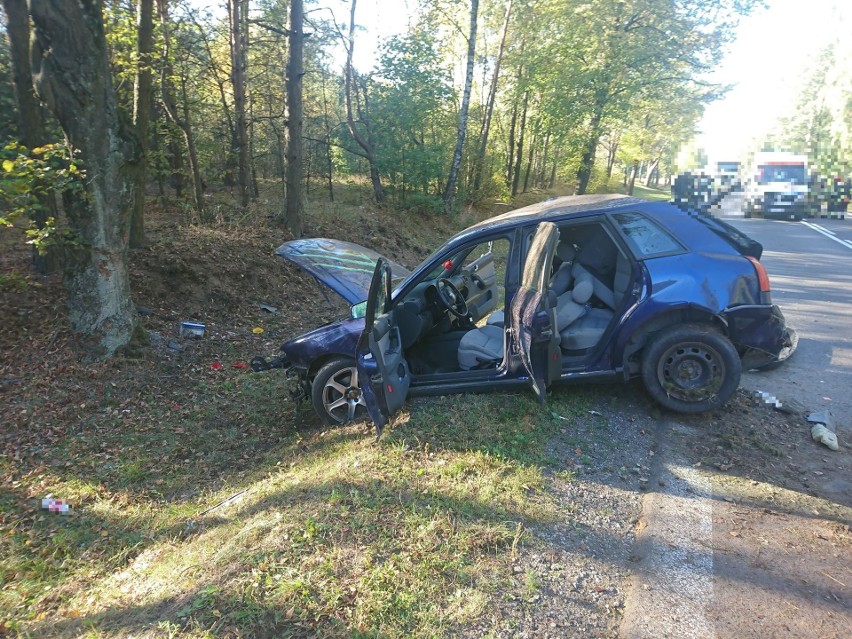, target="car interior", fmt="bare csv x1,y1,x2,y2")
395,220,635,376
